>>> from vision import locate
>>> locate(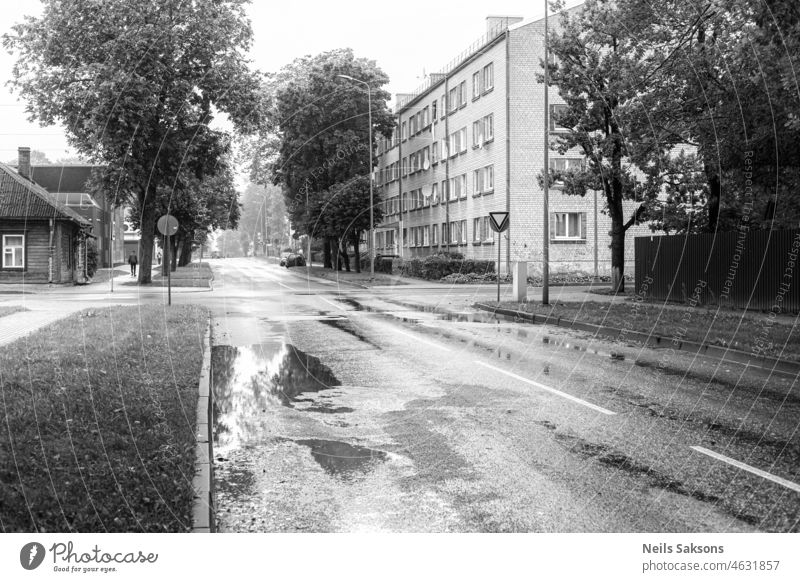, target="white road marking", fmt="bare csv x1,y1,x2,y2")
690,446,800,493
389,327,452,352
318,296,346,311
476,361,616,416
